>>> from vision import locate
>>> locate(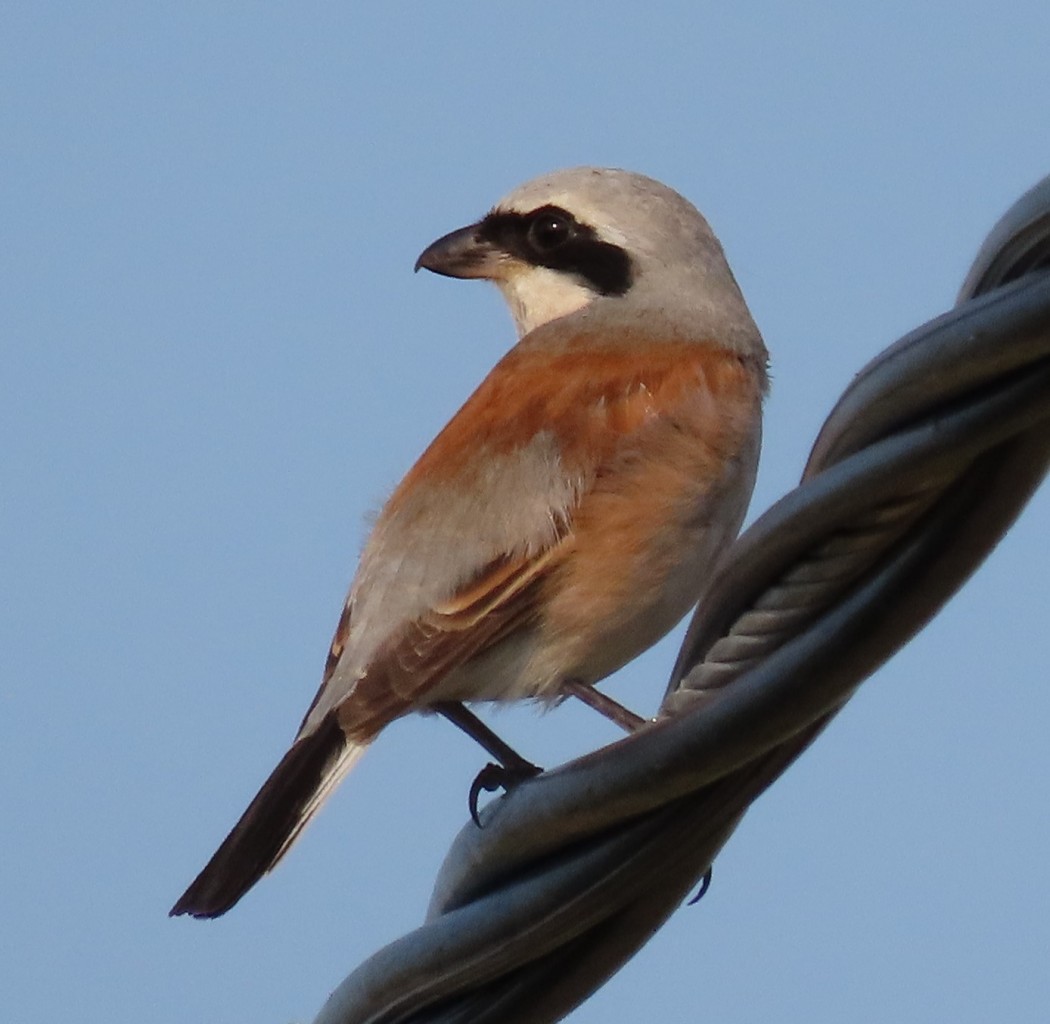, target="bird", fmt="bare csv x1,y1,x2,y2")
171,166,769,919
